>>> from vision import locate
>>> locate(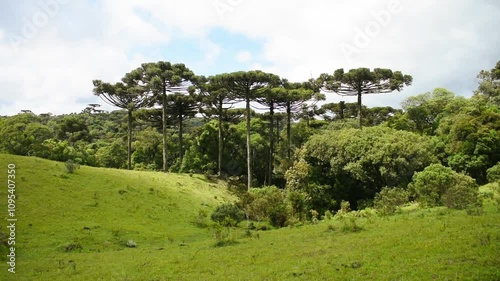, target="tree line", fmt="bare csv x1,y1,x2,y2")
1,60,499,212
91,62,412,190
